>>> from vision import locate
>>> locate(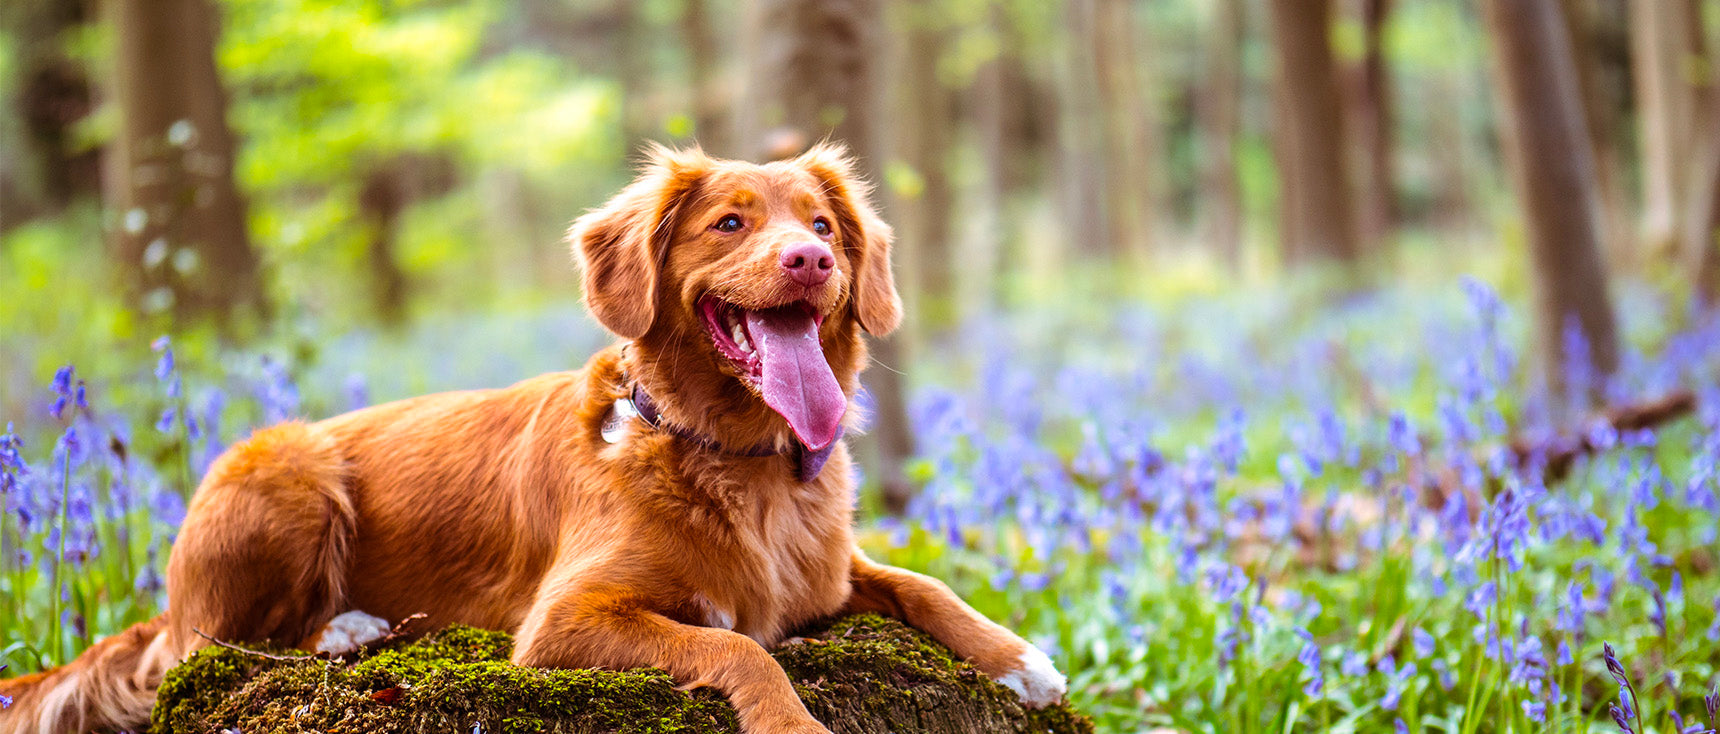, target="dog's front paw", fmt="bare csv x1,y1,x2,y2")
994,644,1067,708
